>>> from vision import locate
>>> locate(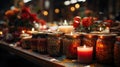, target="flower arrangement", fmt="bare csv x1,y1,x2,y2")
20,6,46,26
73,16,102,32
5,6,46,31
